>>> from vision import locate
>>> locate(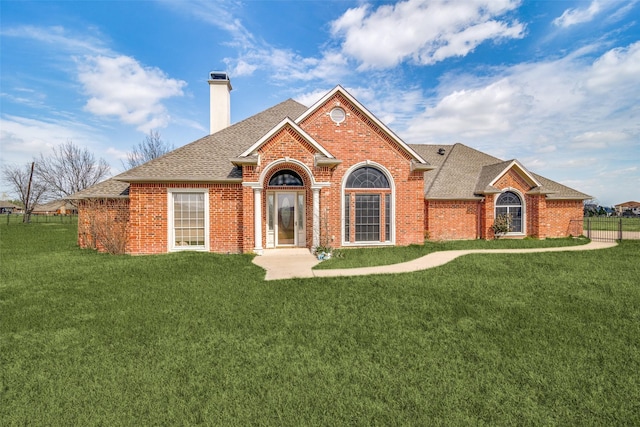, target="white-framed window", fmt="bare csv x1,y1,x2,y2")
342,164,394,245
495,190,524,234
168,189,209,251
